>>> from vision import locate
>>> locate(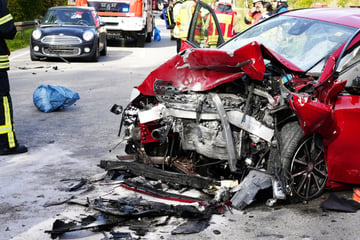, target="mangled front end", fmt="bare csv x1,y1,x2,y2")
117,42,322,206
